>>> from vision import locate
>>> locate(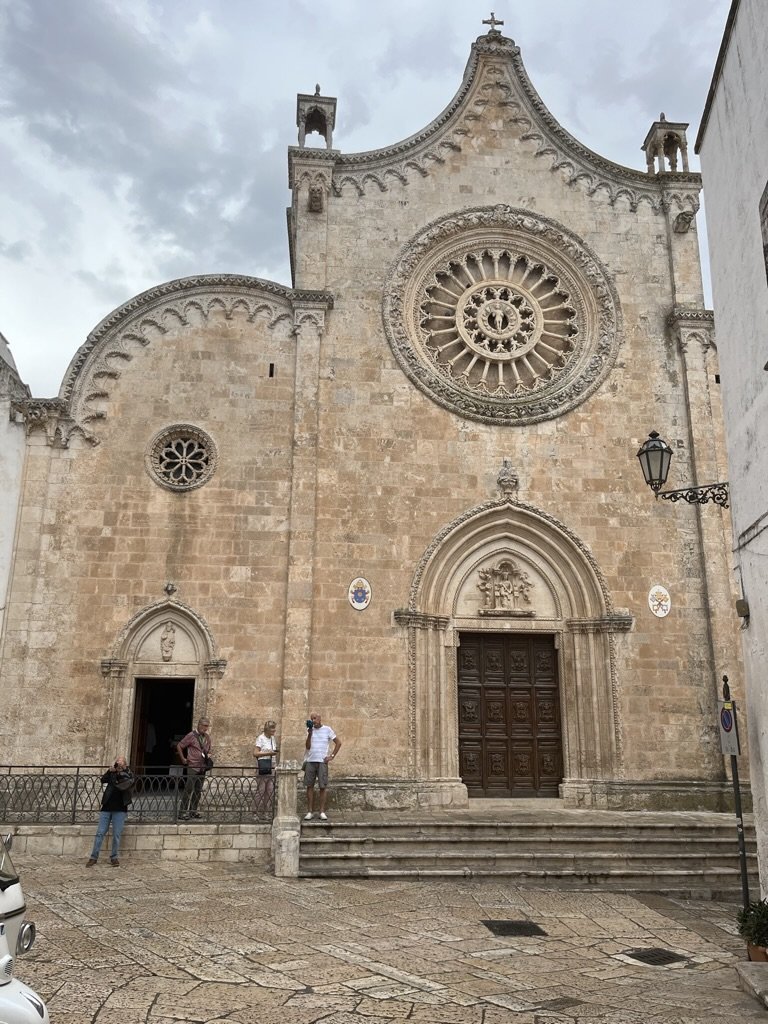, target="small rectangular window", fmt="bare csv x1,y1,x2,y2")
268,363,275,378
